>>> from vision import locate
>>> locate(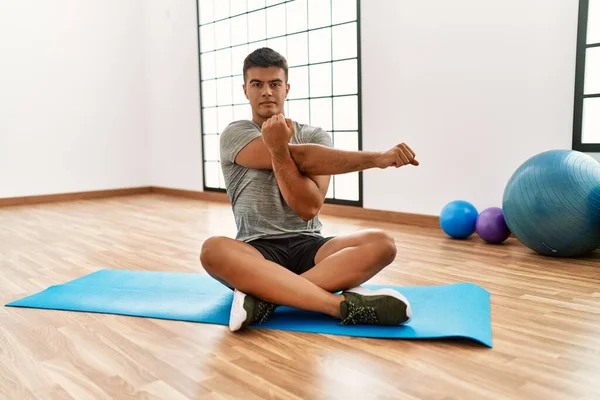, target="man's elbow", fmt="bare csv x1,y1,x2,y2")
299,209,318,221
298,200,323,221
